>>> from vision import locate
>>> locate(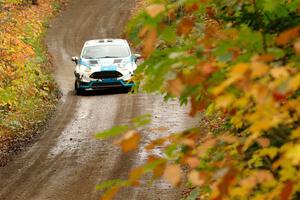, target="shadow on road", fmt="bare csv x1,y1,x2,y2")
75,88,132,96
